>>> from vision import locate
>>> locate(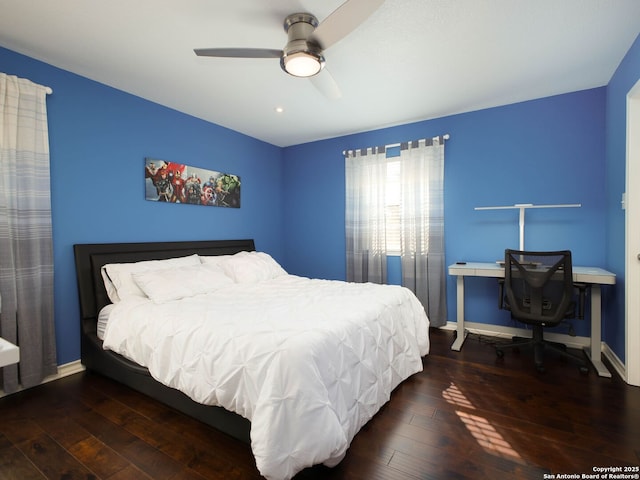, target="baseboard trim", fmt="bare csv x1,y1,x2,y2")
440,321,589,348
0,360,85,398
439,322,628,382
